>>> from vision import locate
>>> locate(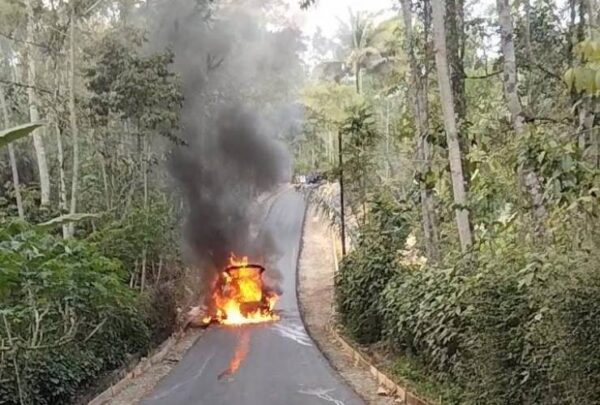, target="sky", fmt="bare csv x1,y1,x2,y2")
286,0,497,39
294,0,397,38
280,0,397,66
281,0,498,66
